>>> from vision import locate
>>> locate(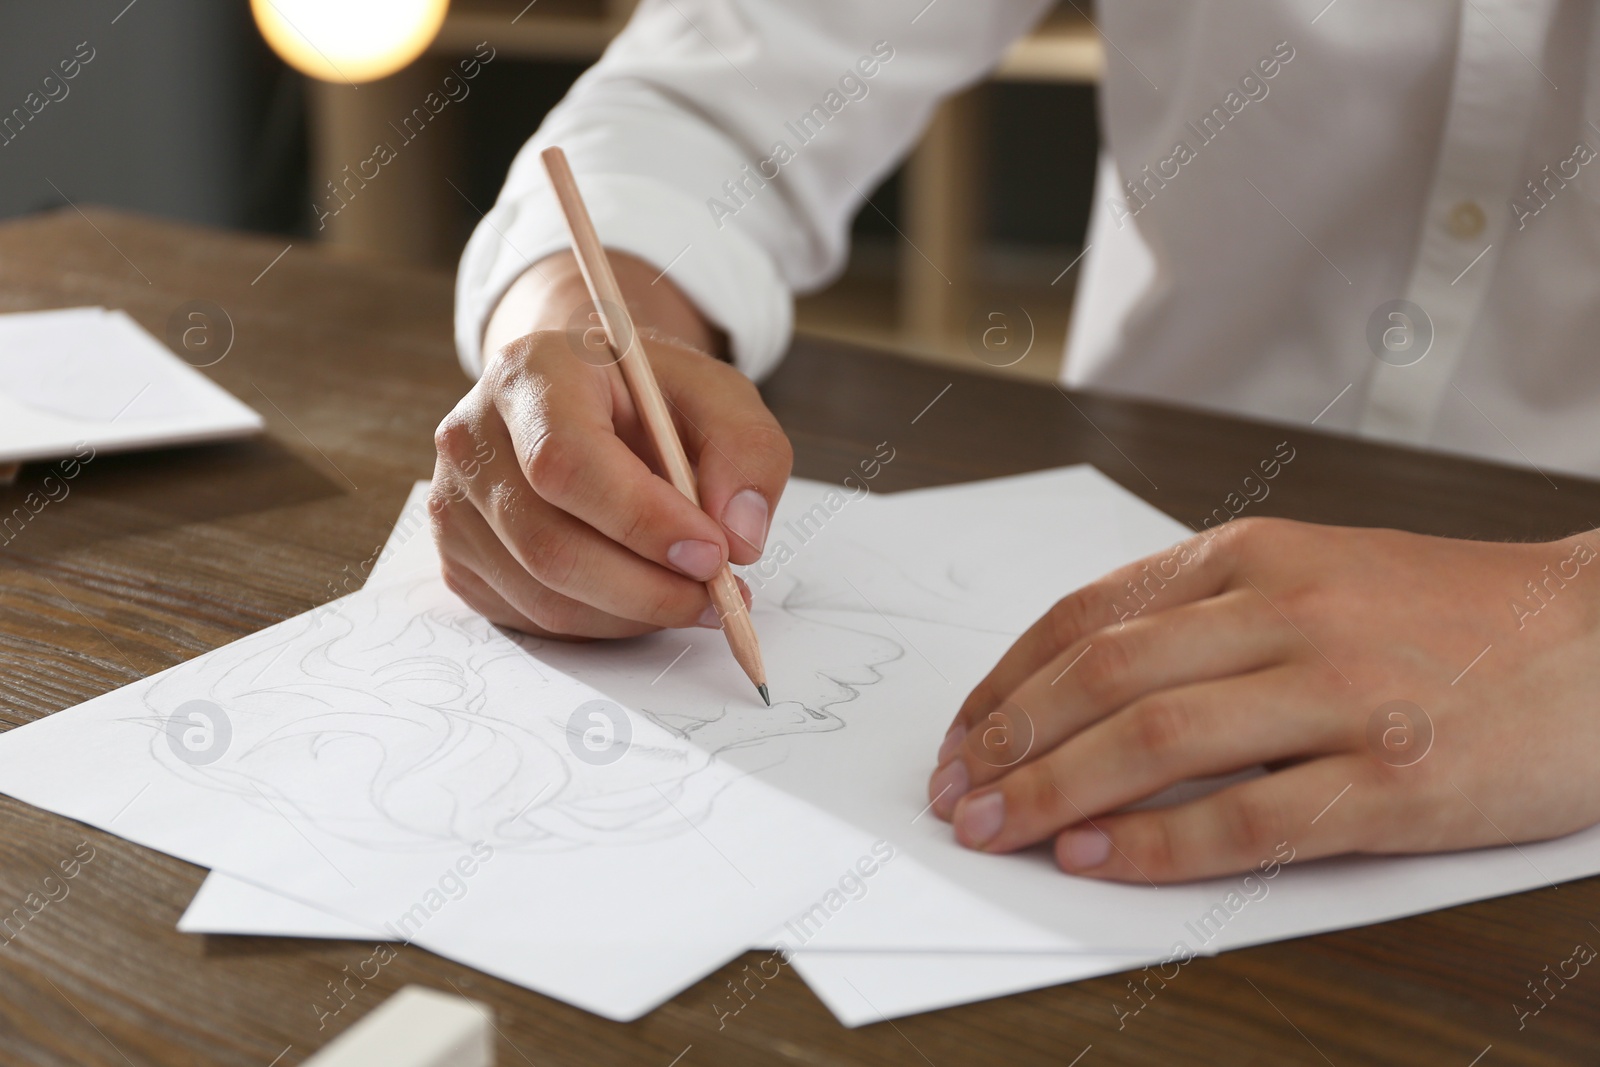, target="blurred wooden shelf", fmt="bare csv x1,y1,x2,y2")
311,0,1102,377
433,0,631,61
434,1,1102,84
996,11,1102,83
